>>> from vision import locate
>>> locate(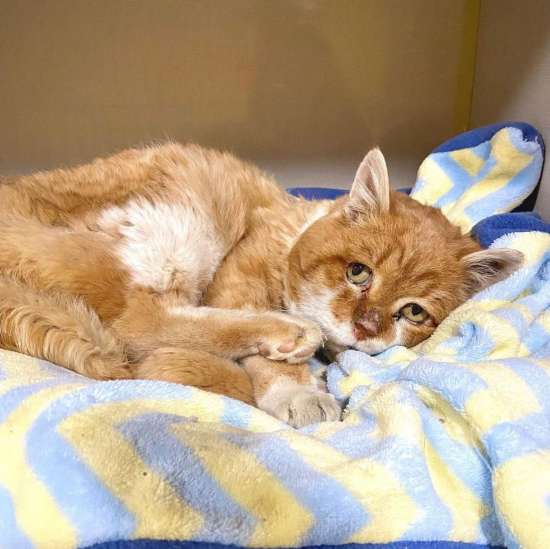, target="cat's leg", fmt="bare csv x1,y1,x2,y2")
242,356,341,427
134,343,339,427
0,146,166,221
114,293,323,364
135,347,254,404
0,276,131,380
0,215,129,322
0,212,321,369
